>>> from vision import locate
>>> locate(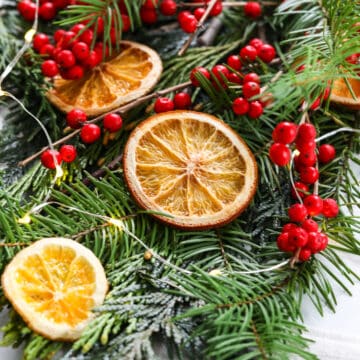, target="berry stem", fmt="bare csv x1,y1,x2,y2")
289,247,301,268
178,0,219,56
18,81,192,167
